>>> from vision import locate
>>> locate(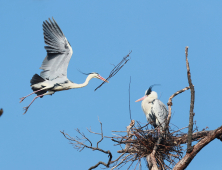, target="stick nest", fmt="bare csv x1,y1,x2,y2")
113,122,185,169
